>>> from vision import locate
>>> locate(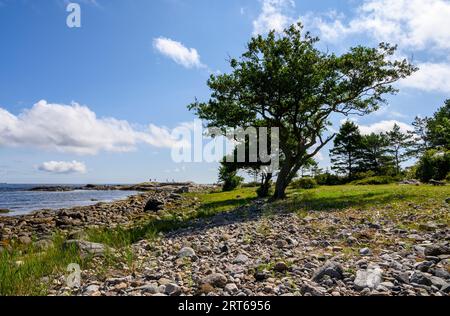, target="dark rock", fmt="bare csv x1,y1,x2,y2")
424,244,450,257
273,262,289,273
410,271,433,286
254,271,268,282
144,198,165,212
312,261,344,282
